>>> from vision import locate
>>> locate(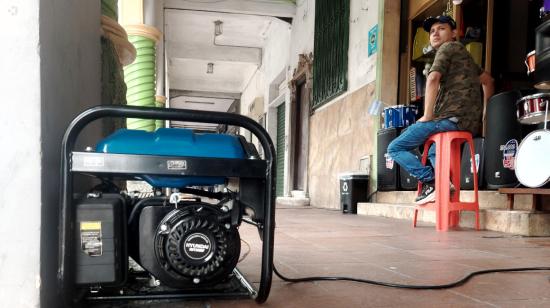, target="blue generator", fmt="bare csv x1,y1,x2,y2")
58,106,275,305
